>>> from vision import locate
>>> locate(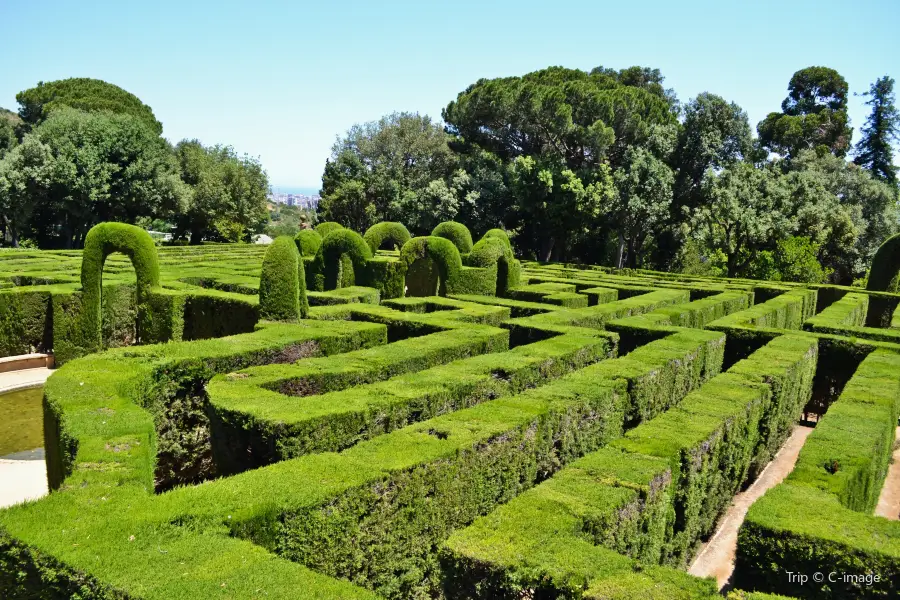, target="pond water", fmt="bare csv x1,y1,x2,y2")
0,387,43,458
